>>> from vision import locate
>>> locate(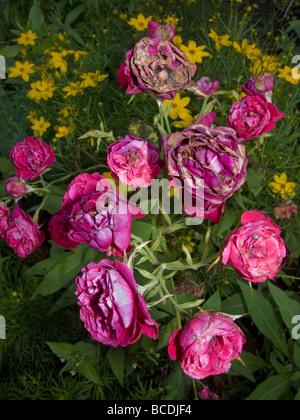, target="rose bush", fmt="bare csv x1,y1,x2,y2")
222,210,286,283
107,135,165,188
168,312,246,380
75,259,159,347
